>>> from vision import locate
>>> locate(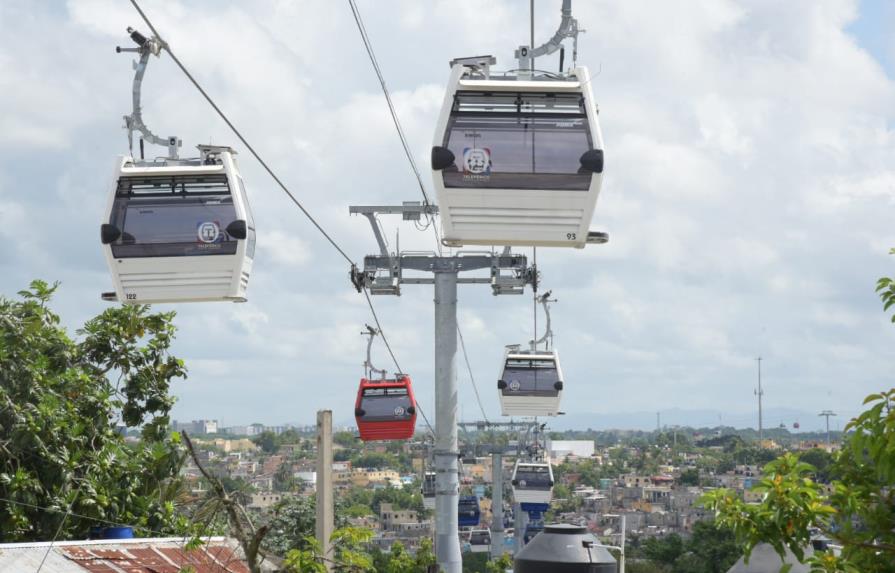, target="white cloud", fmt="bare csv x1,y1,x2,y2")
260,230,313,266
1,0,894,426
